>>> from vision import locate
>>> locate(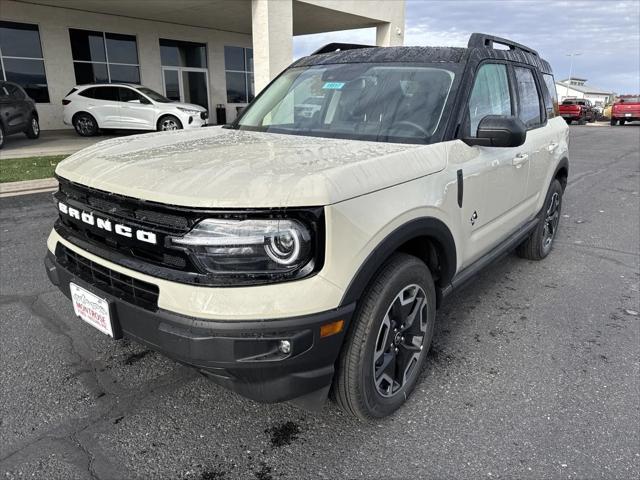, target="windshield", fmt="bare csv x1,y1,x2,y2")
235,63,456,144
136,87,171,103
